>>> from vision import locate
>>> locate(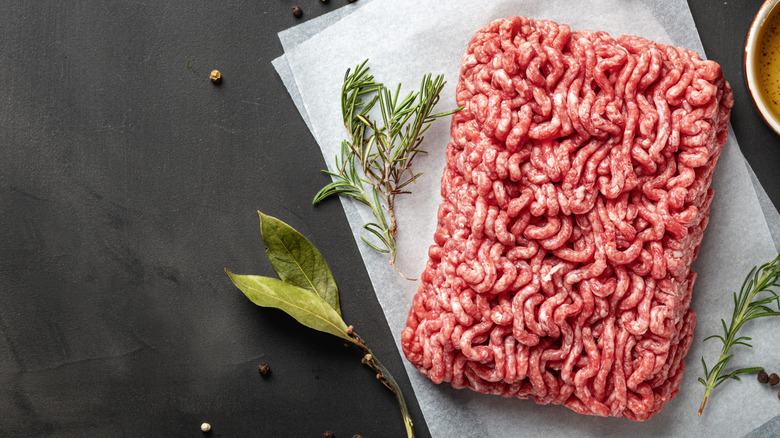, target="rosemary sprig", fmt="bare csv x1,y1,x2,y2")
313,60,461,278
698,252,780,417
